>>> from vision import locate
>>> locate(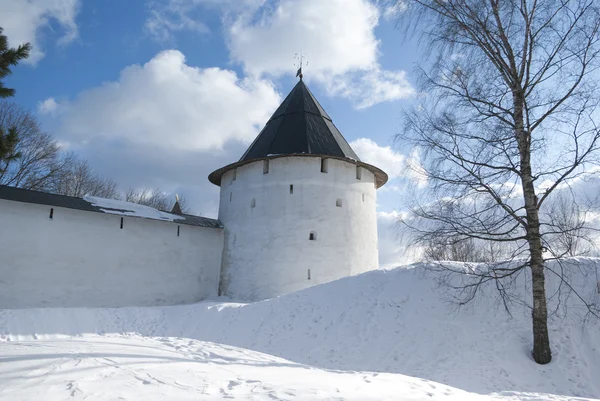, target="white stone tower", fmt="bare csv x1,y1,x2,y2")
209,79,388,301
